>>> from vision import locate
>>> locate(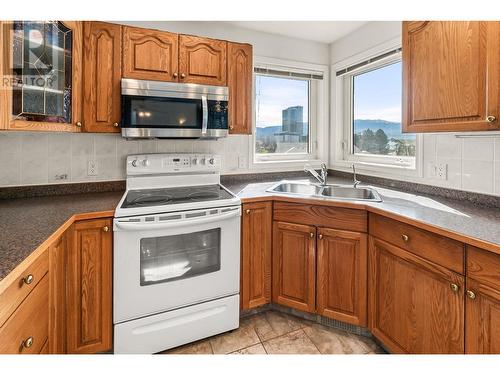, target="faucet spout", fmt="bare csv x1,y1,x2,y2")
304,163,328,186
352,164,361,188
